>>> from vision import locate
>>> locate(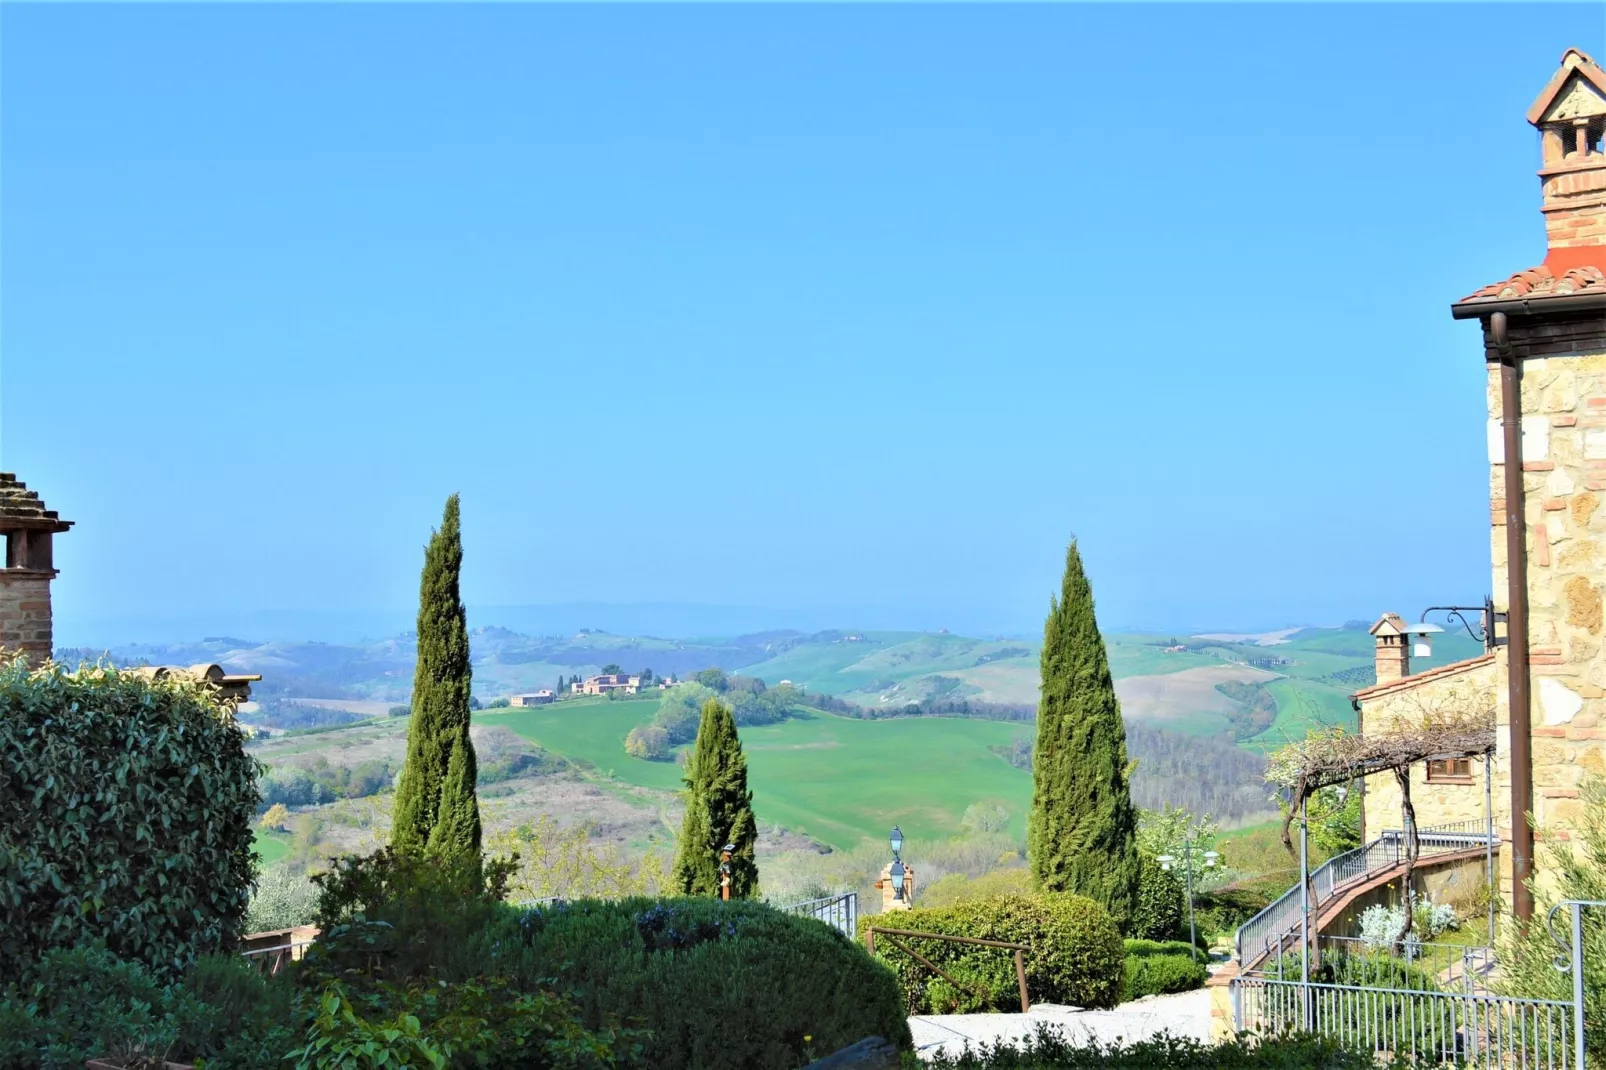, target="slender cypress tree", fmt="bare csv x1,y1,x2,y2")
1028,538,1140,928
672,698,758,897
392,495,481,860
